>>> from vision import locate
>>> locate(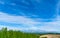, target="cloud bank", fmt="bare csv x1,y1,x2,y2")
0,11,60,33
